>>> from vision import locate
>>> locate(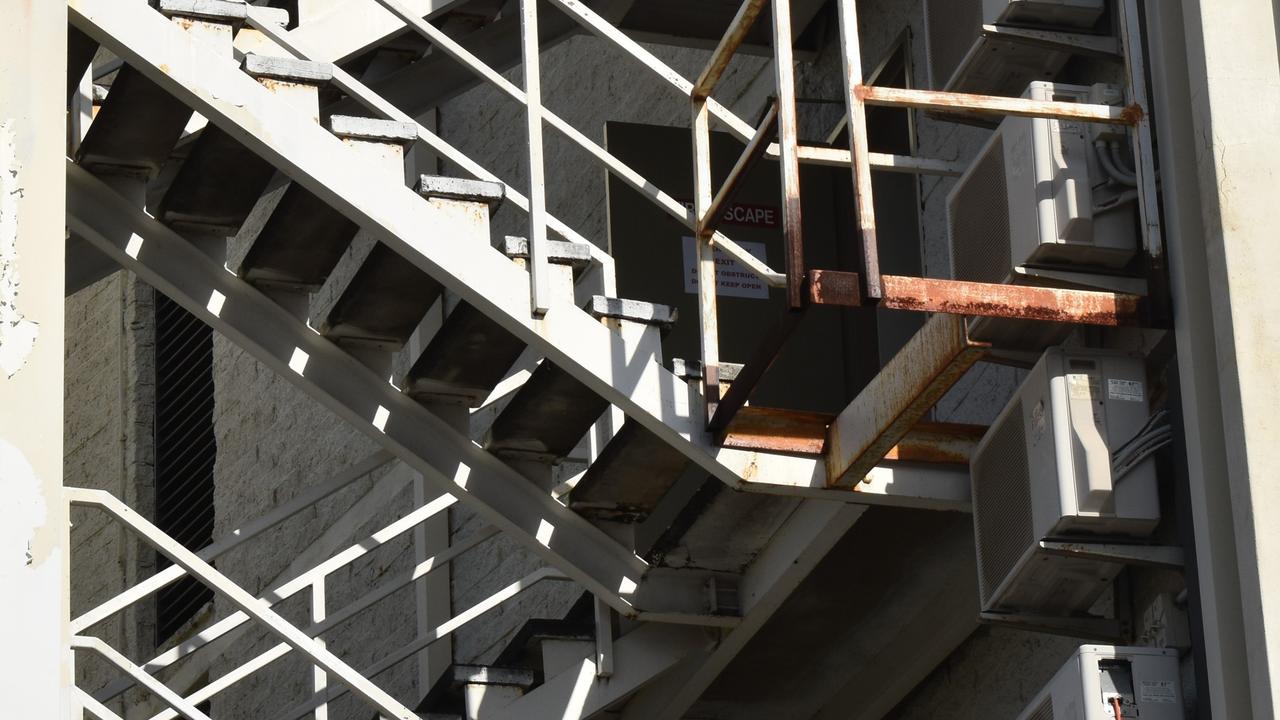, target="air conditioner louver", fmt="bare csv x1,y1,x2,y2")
949,134,1012,286
971,348,1160,616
